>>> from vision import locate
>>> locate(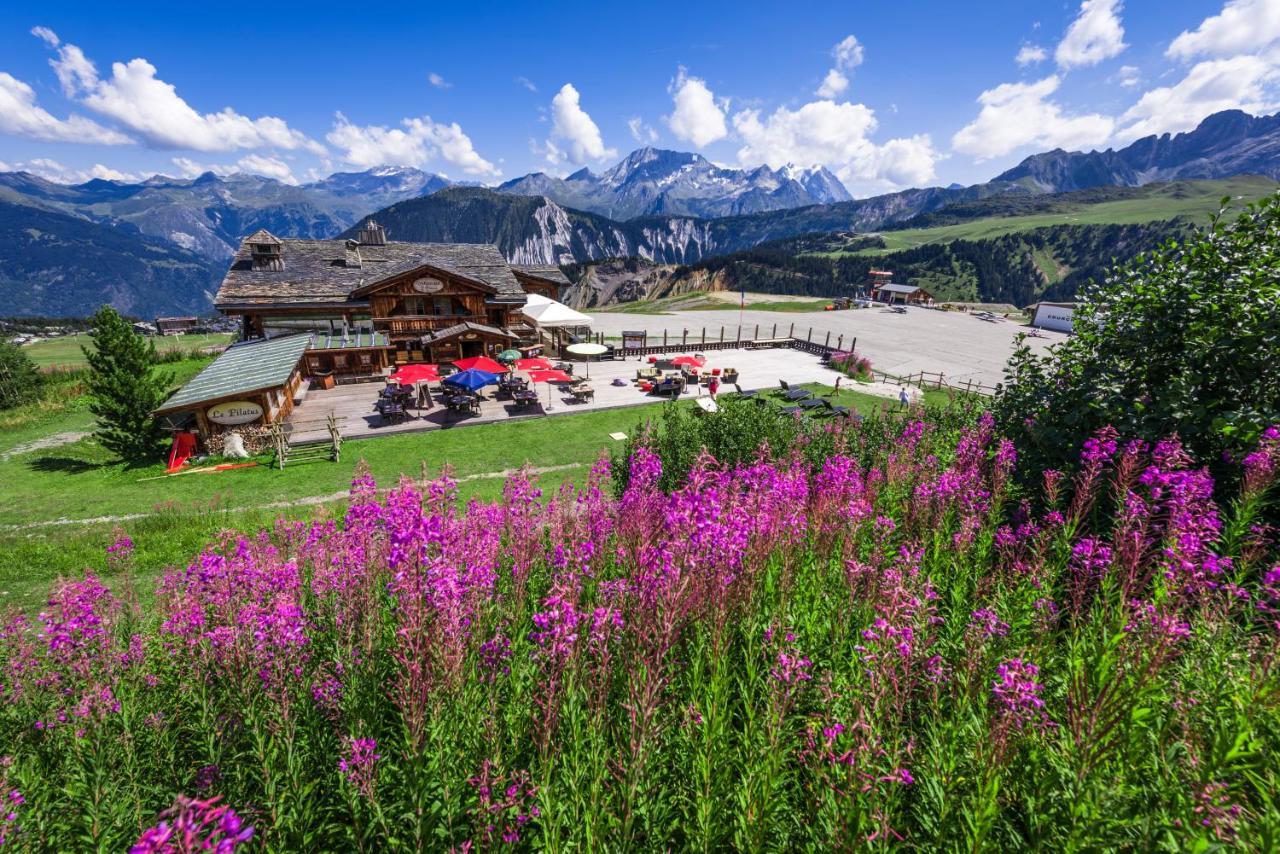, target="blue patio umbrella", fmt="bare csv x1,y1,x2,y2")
442,368,499,392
